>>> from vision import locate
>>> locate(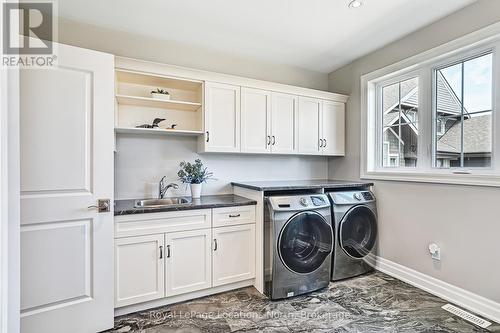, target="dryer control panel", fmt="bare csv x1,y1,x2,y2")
329,191,376,205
